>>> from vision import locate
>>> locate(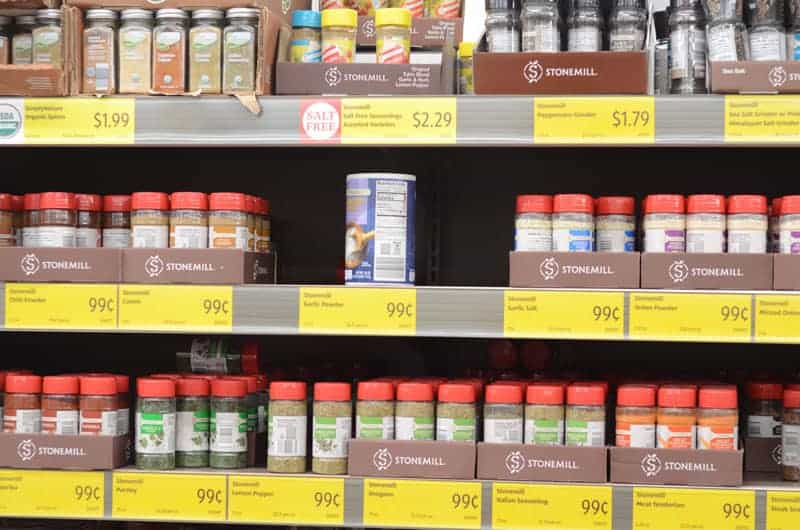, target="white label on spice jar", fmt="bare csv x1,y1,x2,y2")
21,227,40,248
597,216,636,252
751,29,786,61
171,225,208,249
783,424,800,466
484,418,524,443
117,407,129,435
657,424,696,448
609,30,645,51
524,418,564,445
395,416,434,441
4,408,41,433
644,229,686,253
42,410,79,435
357,415,394,439
81,410,118,436
487,28,520,53
176,410,210,452
257,405,267,434
566,419,605,447
437,417,476,442
687,229,725,253
515,216,553,251
76,227,101,248
780,217,800,254
707,23,738,61
553,228,594,252
38,226,76,248
132,225,168,249
522,24,559,52
268,414,306,456
209,225,249,250
616,422,655,448
748,415,781,438
136,411,176,454
698,424,737,450
568,27,602,52
728,230,767,254
102,228,131,248
313,416,352,458
212,411,248,453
